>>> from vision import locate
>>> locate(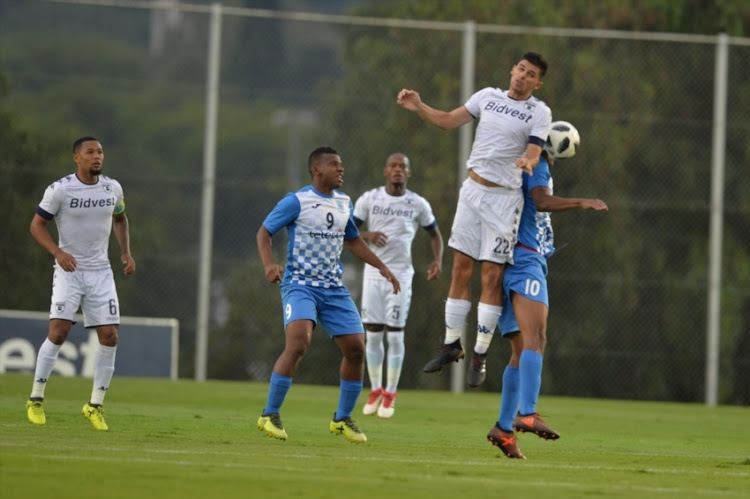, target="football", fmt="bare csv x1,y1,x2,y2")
545,121,580,160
